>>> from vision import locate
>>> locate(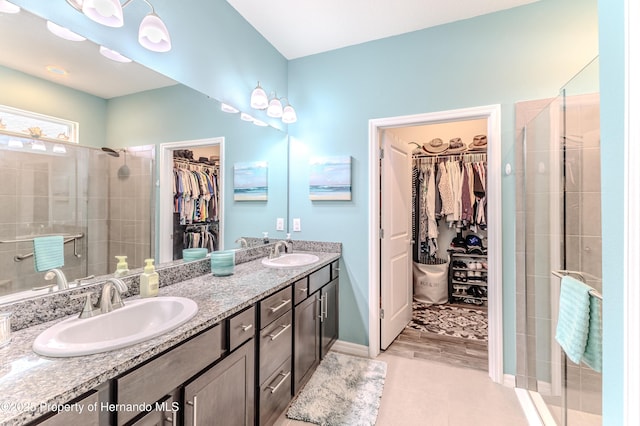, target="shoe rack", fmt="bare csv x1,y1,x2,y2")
449,253,488,306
